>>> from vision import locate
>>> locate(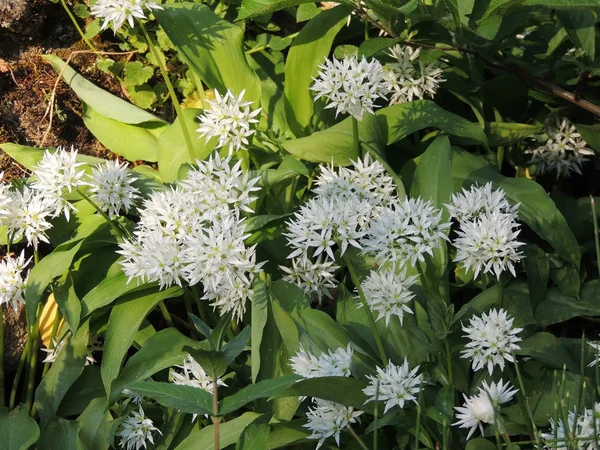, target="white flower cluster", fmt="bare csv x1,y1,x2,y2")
363,359,422,414
311,54,389,120
454,379,518,439
118,152,262,321
196,89,261,153
290,345,363,448
448,183,524,279
542,404,600,450
0,251,31,312
117,405,161,450
0,149,139,250
526,117,594,178
282,155,396,301
384,45,445,104
171,353,226,392
460,308,523,375
91,0,163,32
